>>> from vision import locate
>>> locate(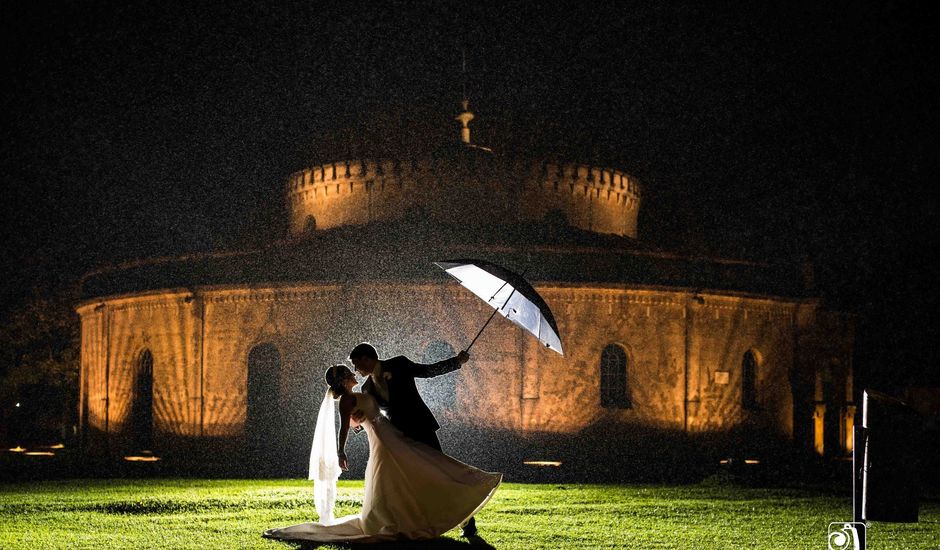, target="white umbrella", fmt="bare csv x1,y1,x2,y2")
435,259,563,355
